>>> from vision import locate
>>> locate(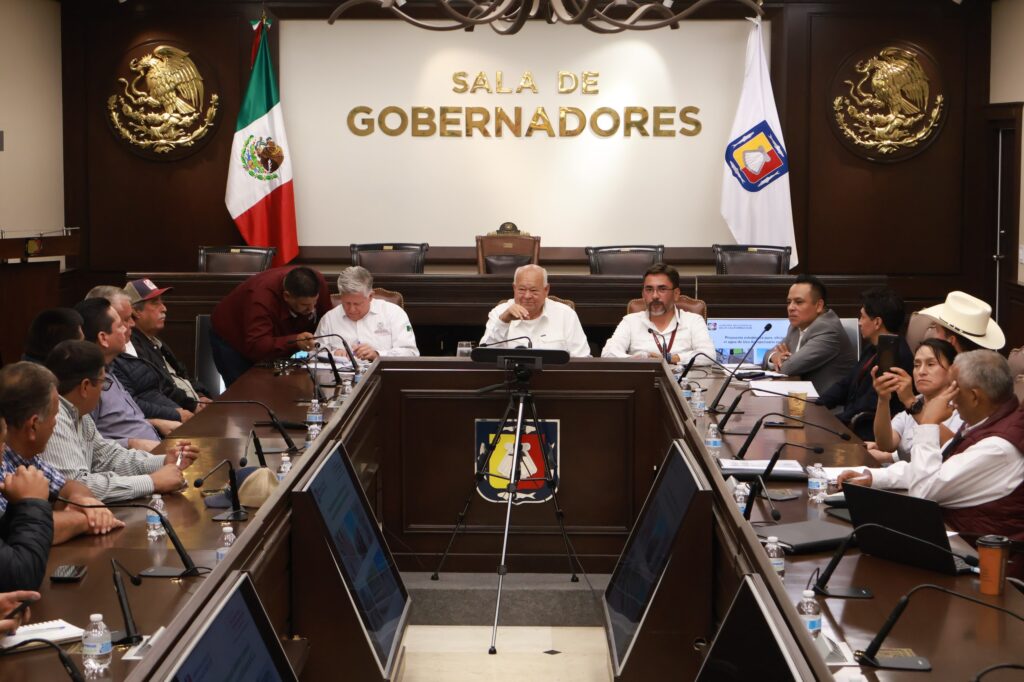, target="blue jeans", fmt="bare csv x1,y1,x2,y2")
209,327,253,387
